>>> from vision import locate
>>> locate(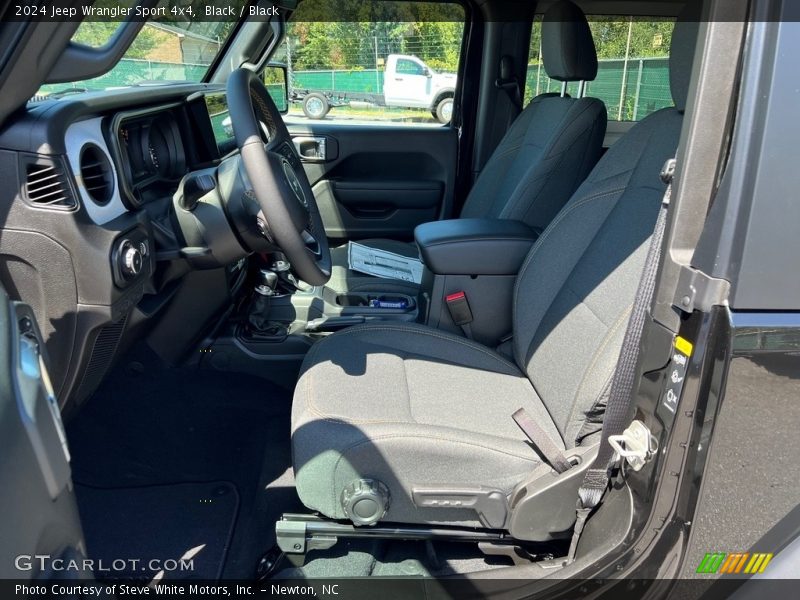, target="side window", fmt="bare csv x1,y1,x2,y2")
396,59,426,76
274,0,465,125
525,15,675,122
